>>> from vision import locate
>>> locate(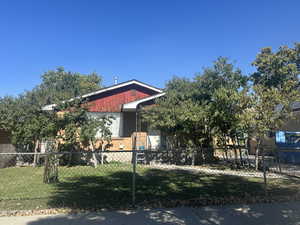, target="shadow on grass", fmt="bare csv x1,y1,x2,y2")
46,168,300,210
48,170,133,210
